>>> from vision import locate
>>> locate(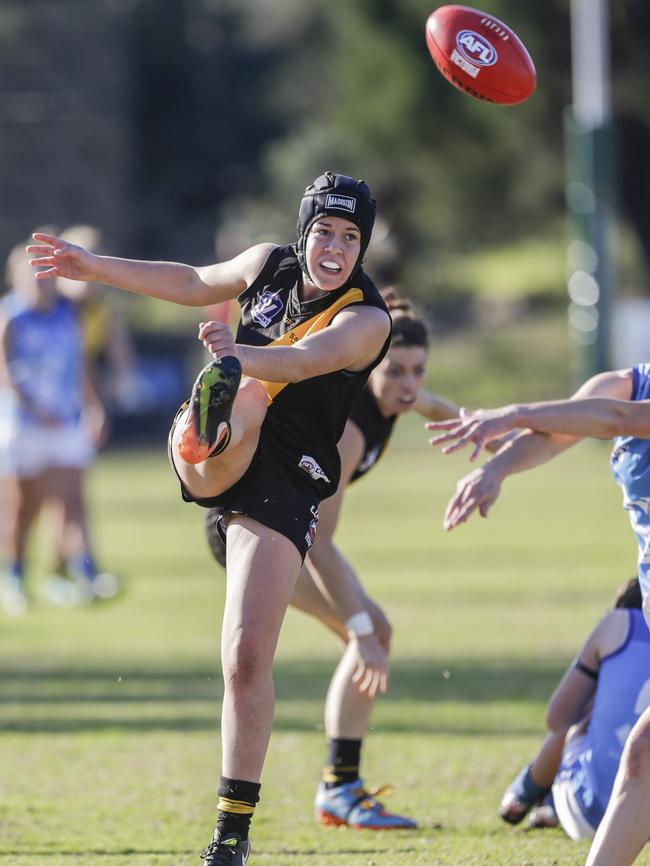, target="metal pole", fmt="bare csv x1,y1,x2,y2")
571,0,611,128
566,0,616,383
